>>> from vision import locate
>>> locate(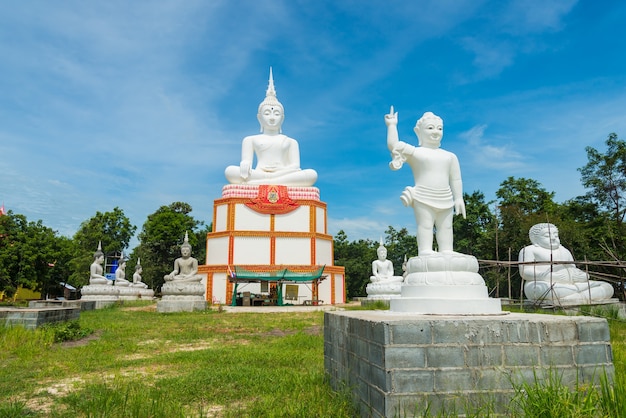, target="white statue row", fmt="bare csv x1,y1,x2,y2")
367,224,614,304
89,231,203,287
89,242,149,288
85,69,613,305
379,104,611,303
